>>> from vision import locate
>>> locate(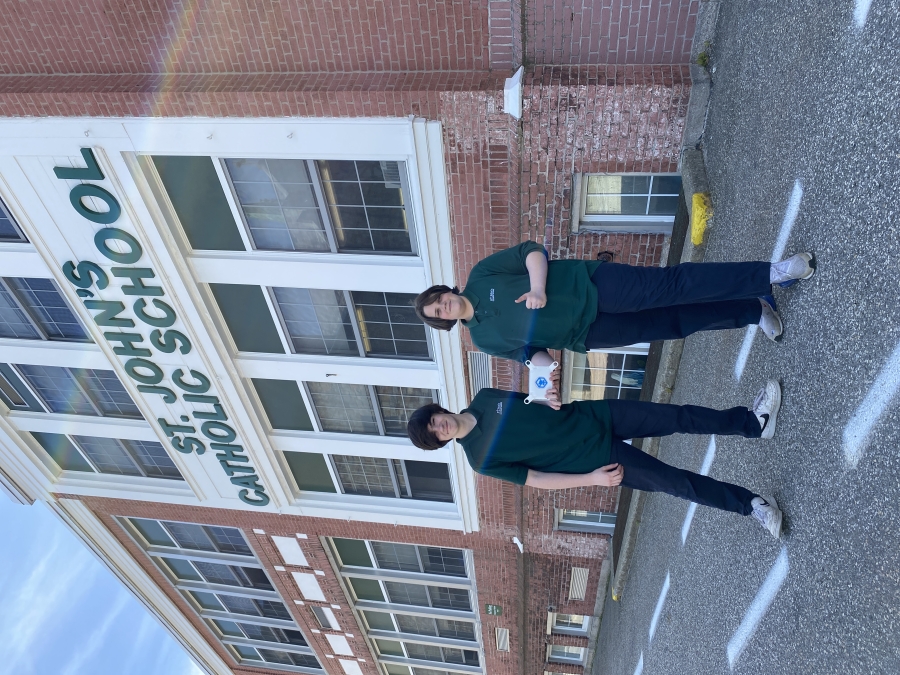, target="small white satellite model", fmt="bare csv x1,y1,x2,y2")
523,359,559,404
